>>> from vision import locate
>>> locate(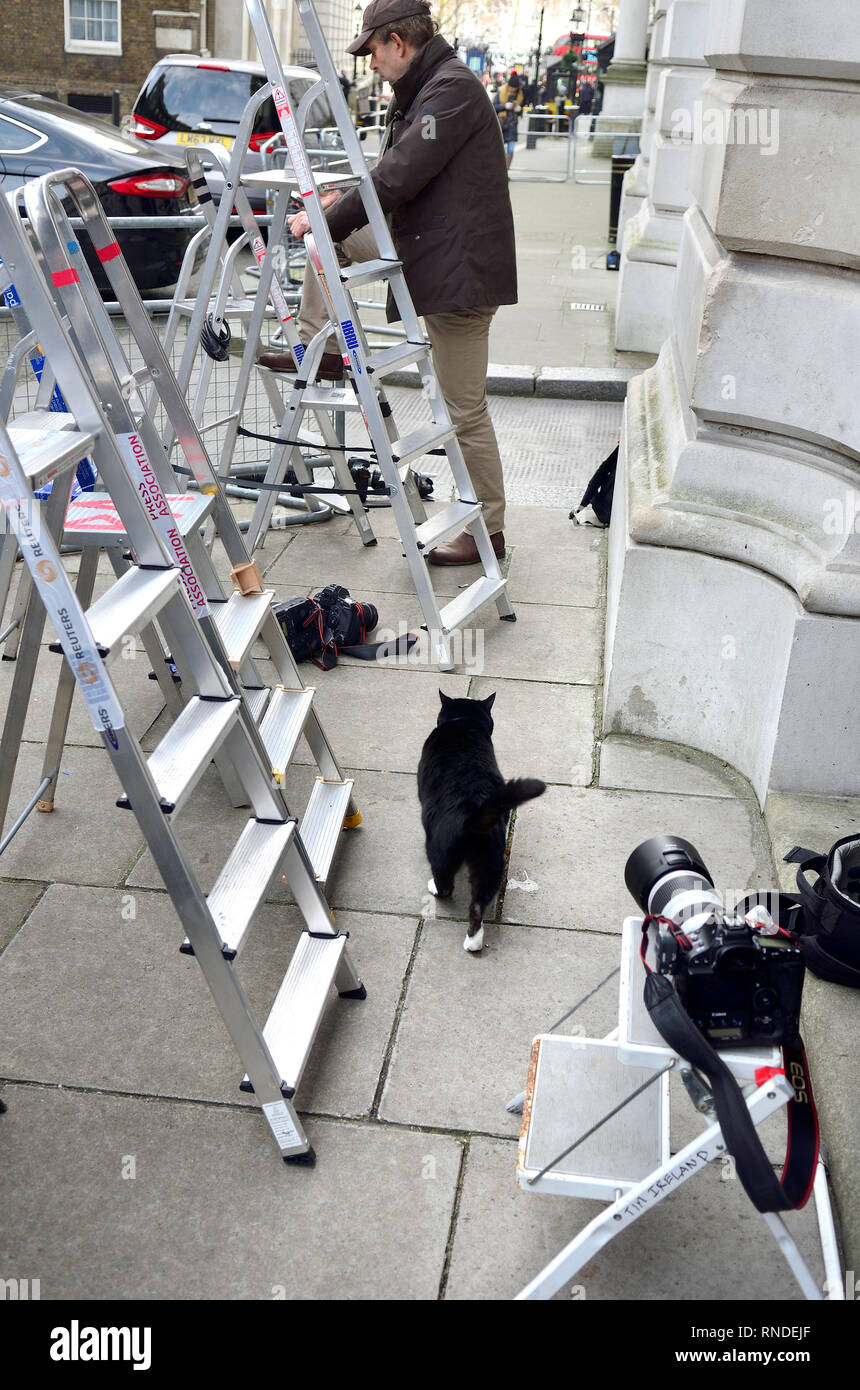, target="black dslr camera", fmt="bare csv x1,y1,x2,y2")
625,836,804,1047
